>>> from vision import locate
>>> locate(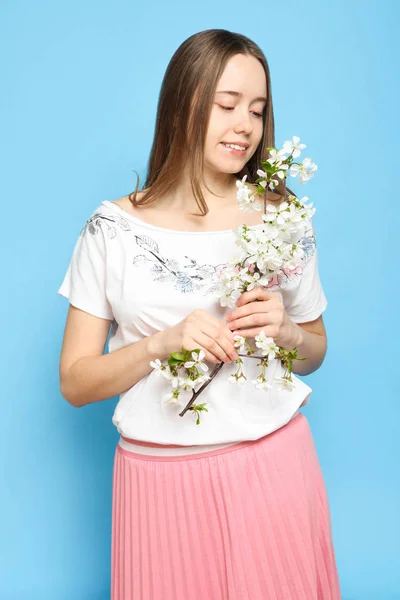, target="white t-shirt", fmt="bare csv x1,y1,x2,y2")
58,199,328,446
